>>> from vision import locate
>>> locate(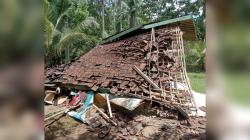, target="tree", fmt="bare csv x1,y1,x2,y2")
44,0,101,66
185,41,206,71
116,0,122,32
44,0,206,67
127,0,143,27
101,0,105,38
128,0,136,27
